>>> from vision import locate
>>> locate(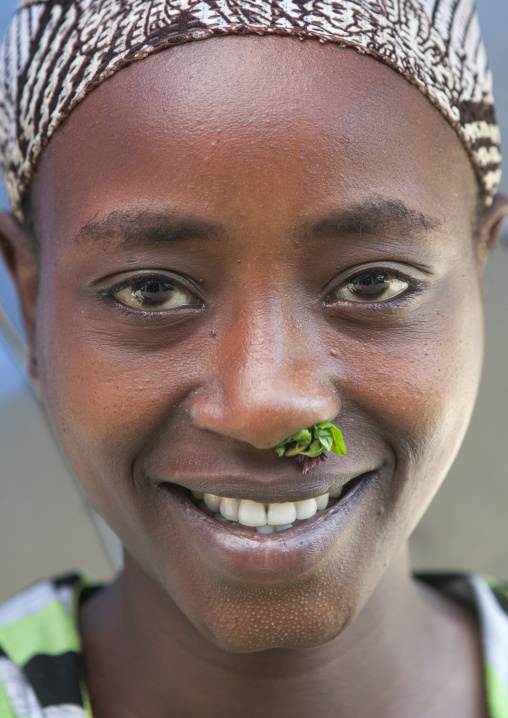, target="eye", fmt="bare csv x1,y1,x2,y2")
112,277,197,311
332,270,410,303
